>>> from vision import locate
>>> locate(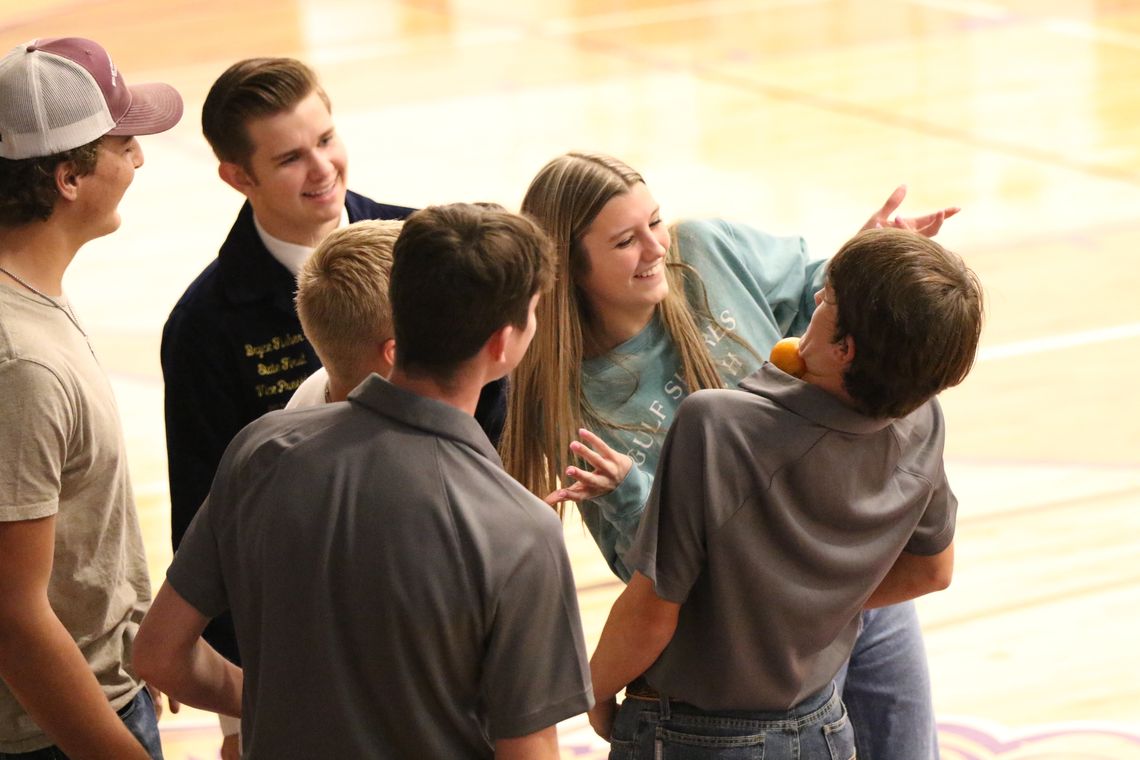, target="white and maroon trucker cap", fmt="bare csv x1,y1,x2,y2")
0,37,183,160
